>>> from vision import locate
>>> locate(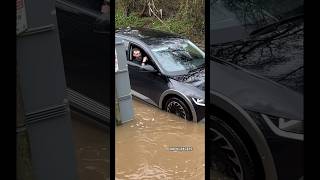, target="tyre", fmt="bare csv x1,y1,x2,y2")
165,97,192,121
209,115,257,180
